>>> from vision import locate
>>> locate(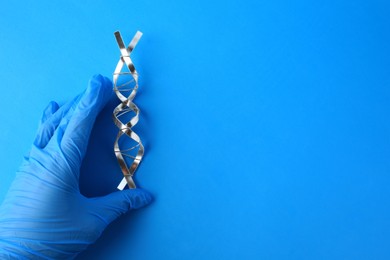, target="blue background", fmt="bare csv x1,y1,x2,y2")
1,1,390,259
